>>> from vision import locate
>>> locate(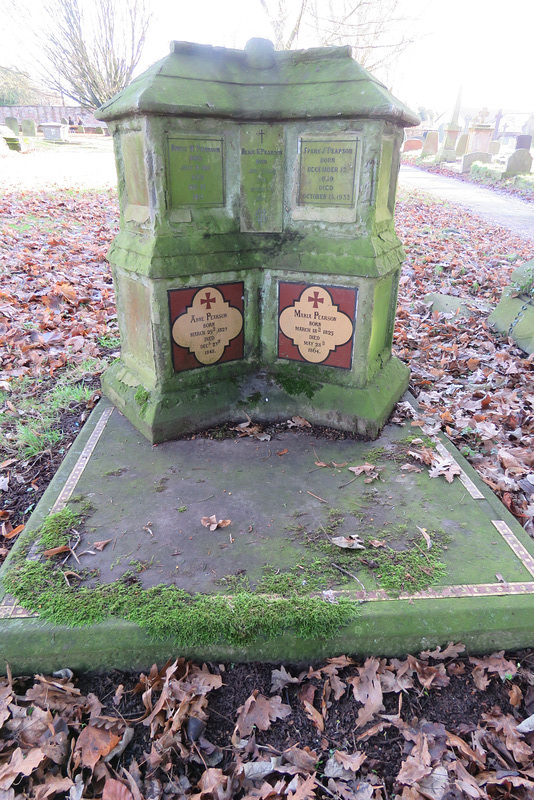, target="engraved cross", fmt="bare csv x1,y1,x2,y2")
258,129,265,143
201,292,216,310
308,291,324,309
